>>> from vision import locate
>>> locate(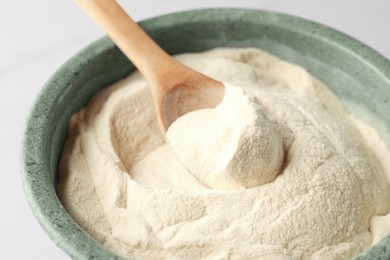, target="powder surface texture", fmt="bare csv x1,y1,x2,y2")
57,48,390,259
